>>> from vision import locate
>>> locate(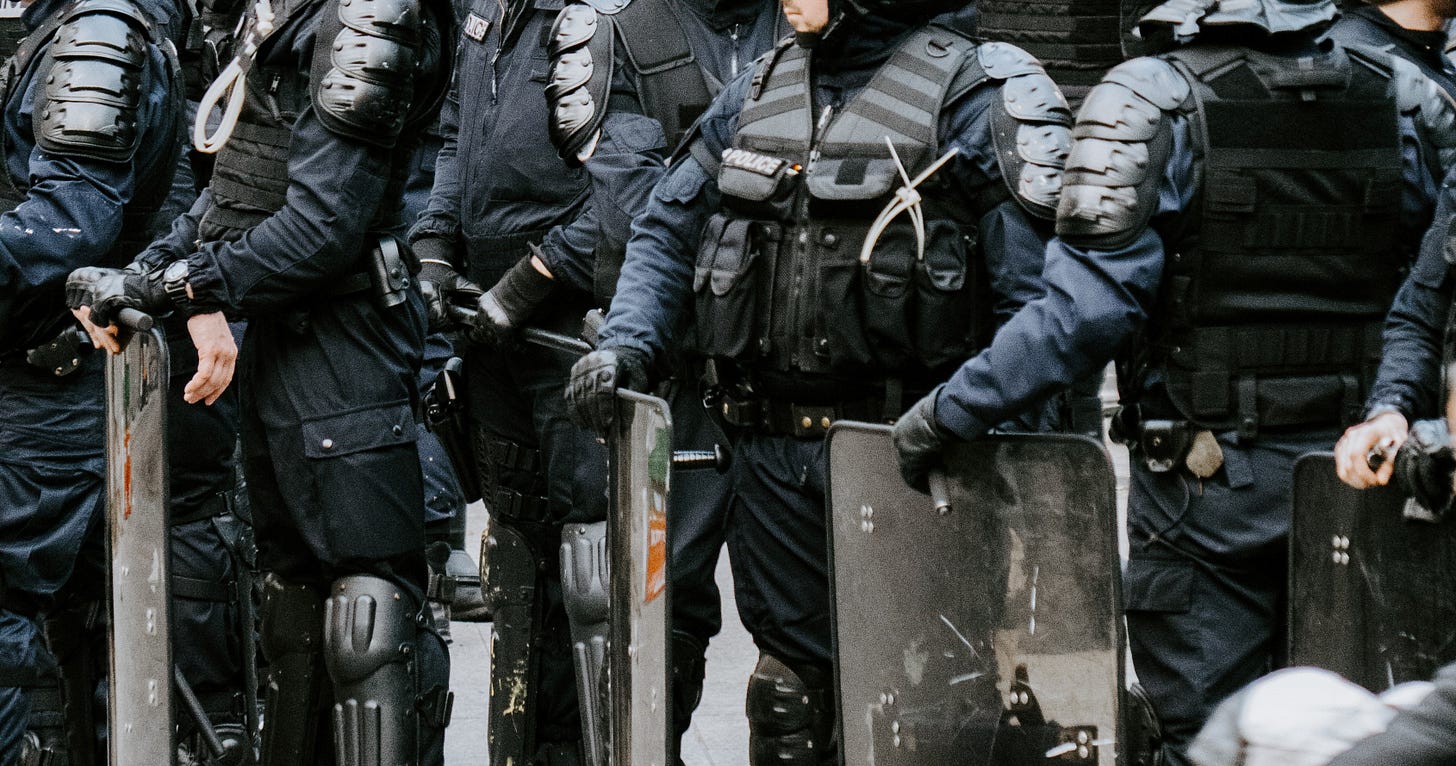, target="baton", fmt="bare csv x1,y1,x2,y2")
115,308,154,333
928,469,952,515
174,667,228,759
446,302,594,356
672,445,732,474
